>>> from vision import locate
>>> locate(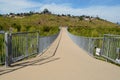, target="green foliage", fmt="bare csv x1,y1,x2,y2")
68,26,120,37
39,26,59,36
79,16,84,21
0,36,3,51
0,35,5,64
0,25,3,30
0,13,120,37
11,23,21,32
0,14,2,16
41,8,51,14
42,26,51,32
